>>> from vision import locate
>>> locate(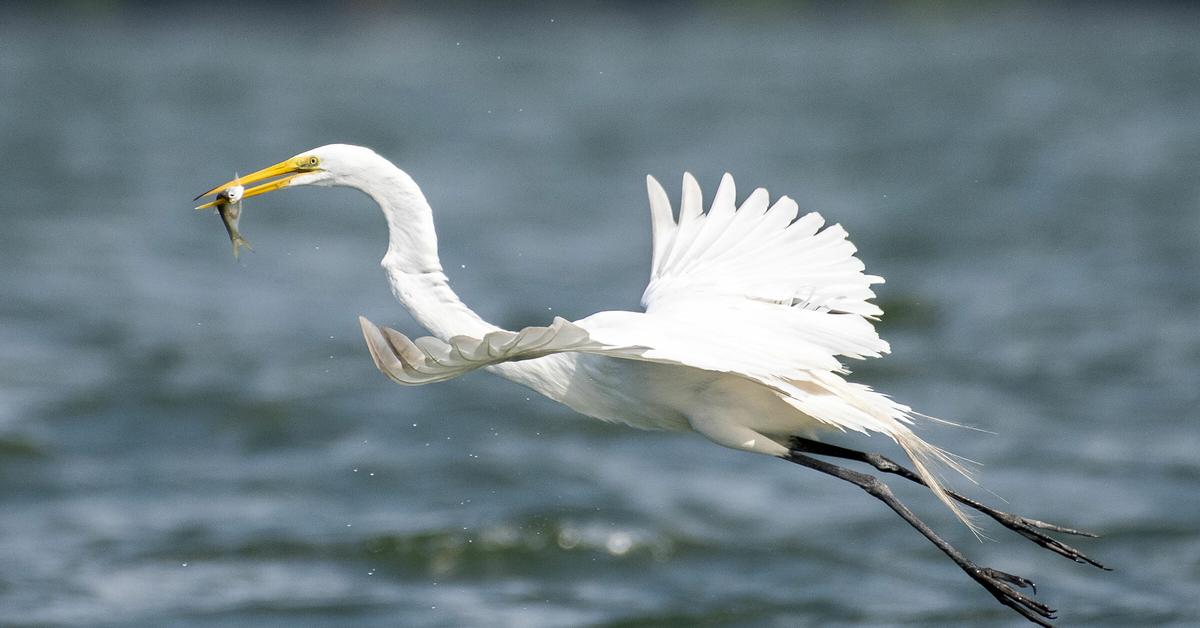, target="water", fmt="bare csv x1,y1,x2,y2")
1,4,1198,626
